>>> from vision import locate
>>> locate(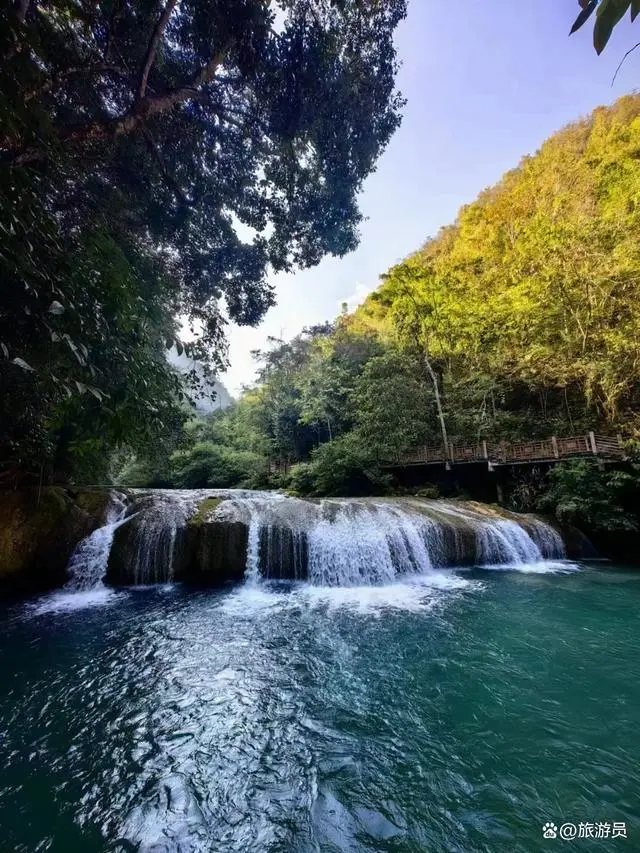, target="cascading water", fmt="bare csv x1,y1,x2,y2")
526,517,566,559
112,490,567,587
306,502,437,586
218,493,566,586
426,501,566,566
127,490,205,584
66,493,129,590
